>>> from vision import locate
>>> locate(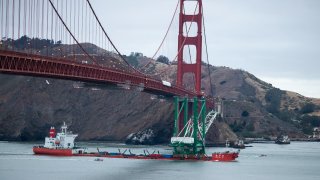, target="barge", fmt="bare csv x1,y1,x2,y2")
33,123,239,162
